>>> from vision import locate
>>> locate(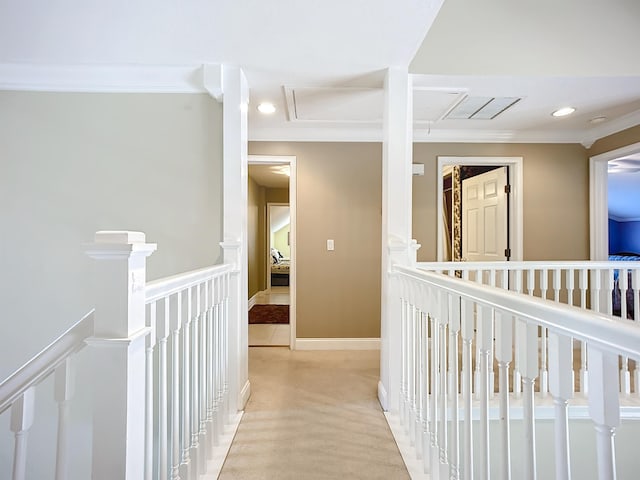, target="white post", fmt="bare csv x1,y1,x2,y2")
85,231,156,480
54,357,74,480
380,66,414,412
206,63,250,414
10,387,35,480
